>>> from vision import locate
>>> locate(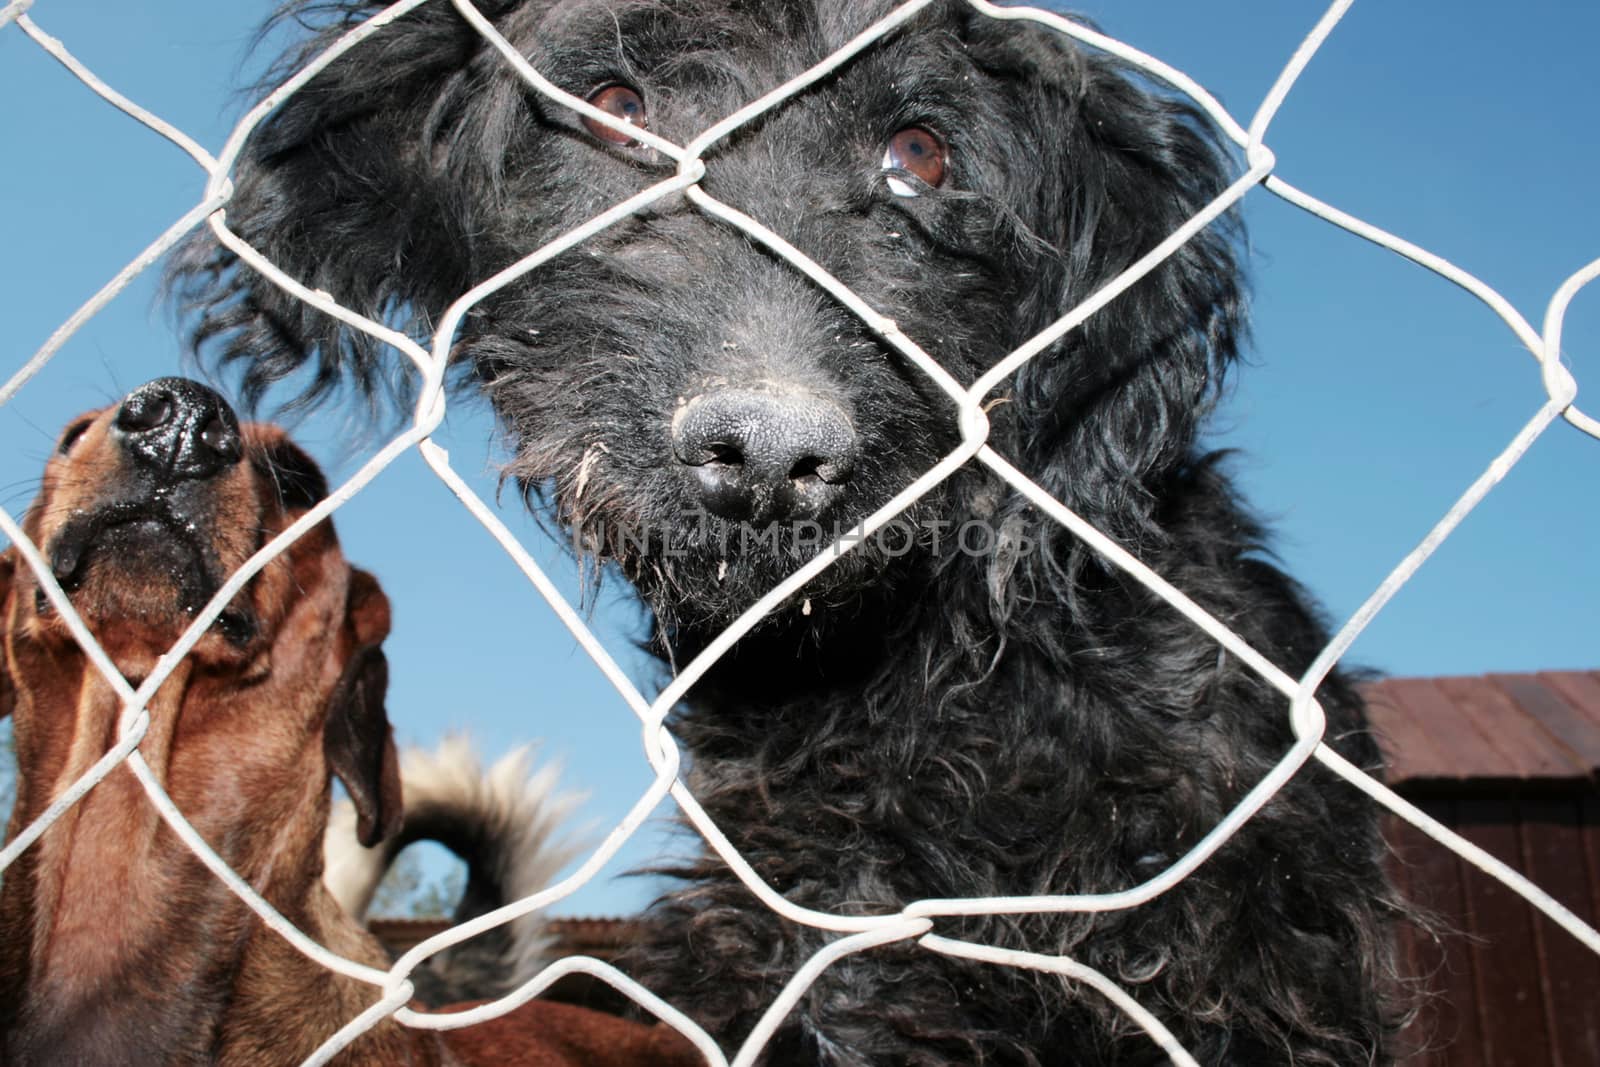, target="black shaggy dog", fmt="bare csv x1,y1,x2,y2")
174,1,1404,1063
